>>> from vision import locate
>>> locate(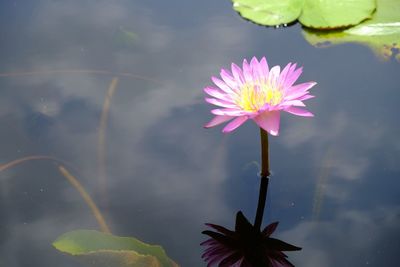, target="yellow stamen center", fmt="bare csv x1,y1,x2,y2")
236,81,283,112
